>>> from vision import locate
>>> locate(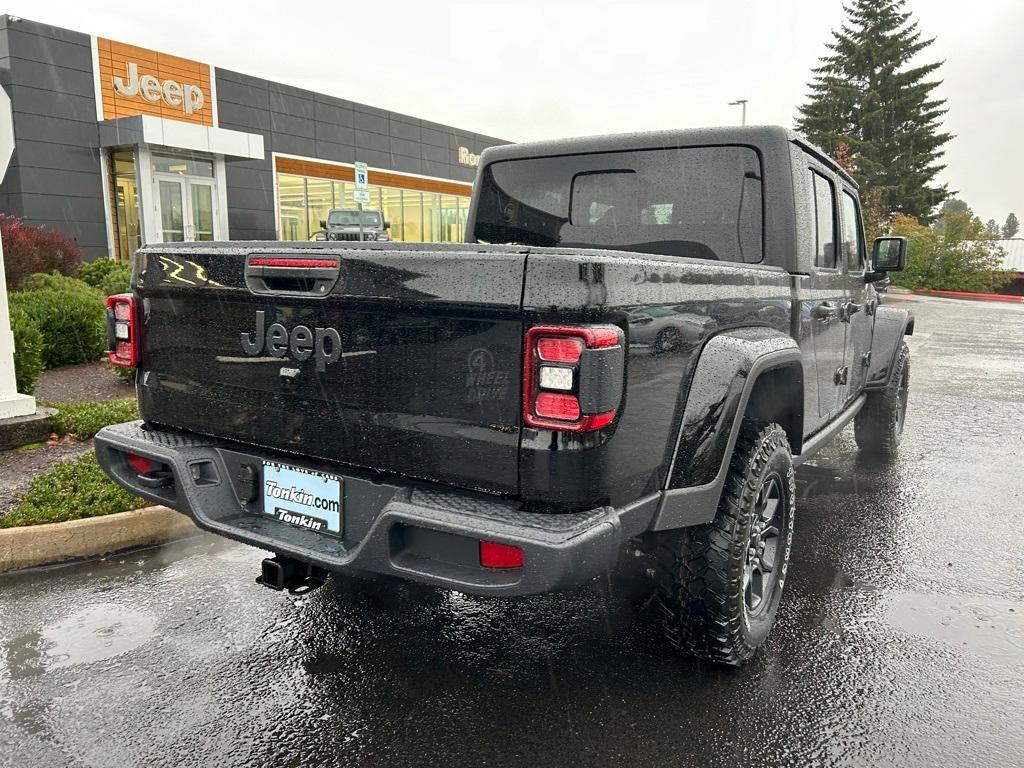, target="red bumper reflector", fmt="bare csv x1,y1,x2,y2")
479,540,524,569
535,392,581,421
248,257,337,268
126,454,153,474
